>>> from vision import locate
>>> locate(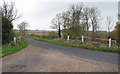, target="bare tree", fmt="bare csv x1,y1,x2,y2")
18,21,28,35
107,16,114,38
69,3,84,36
2,1,20,22
62,11,71,29
51,14,62,38
83,7,90,35
89,7,100,38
